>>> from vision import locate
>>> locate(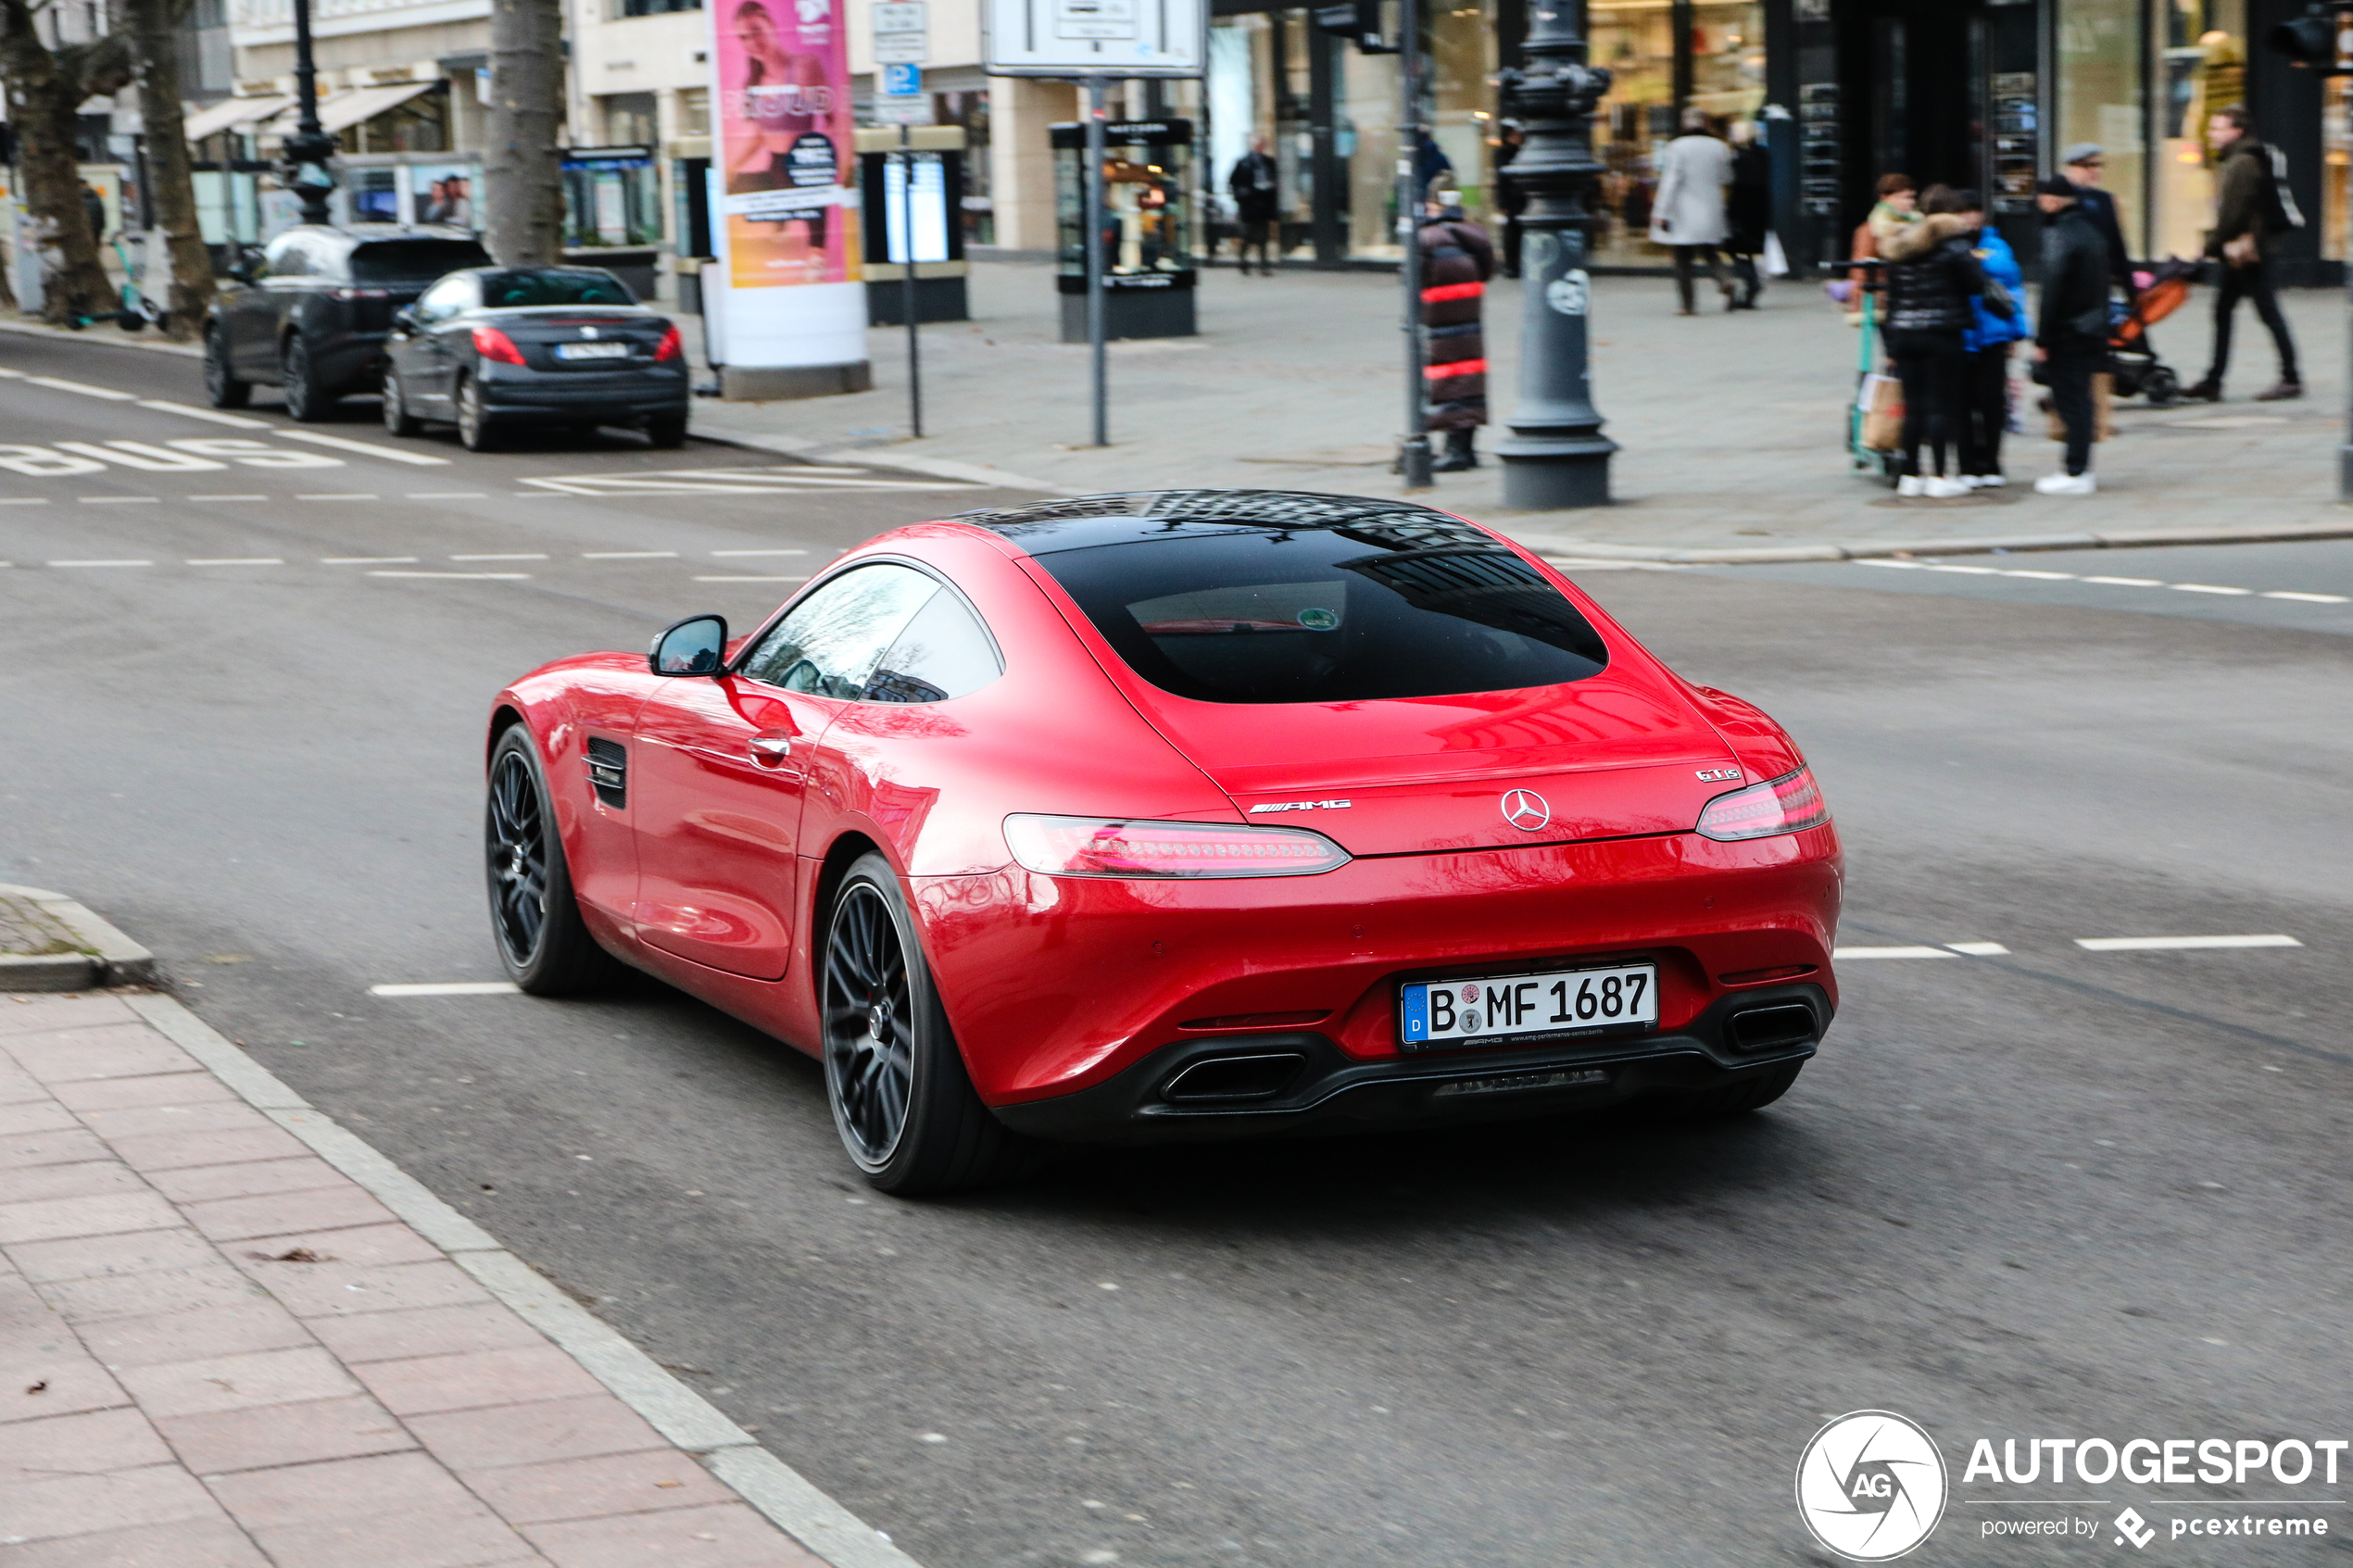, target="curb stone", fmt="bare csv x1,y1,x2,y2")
0,314,205,358
690,419,1075,494
107,987,924,1568
0,882,157,990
